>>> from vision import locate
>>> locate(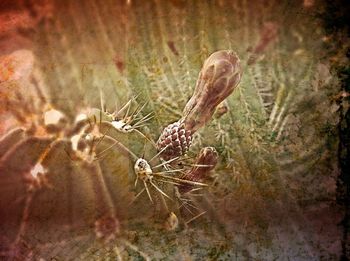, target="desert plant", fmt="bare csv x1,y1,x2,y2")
0,0,347,260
